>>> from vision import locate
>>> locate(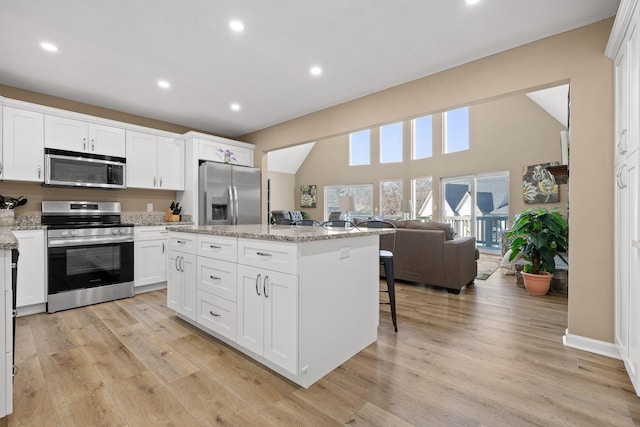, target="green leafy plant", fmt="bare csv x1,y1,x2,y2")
508,208,568,274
